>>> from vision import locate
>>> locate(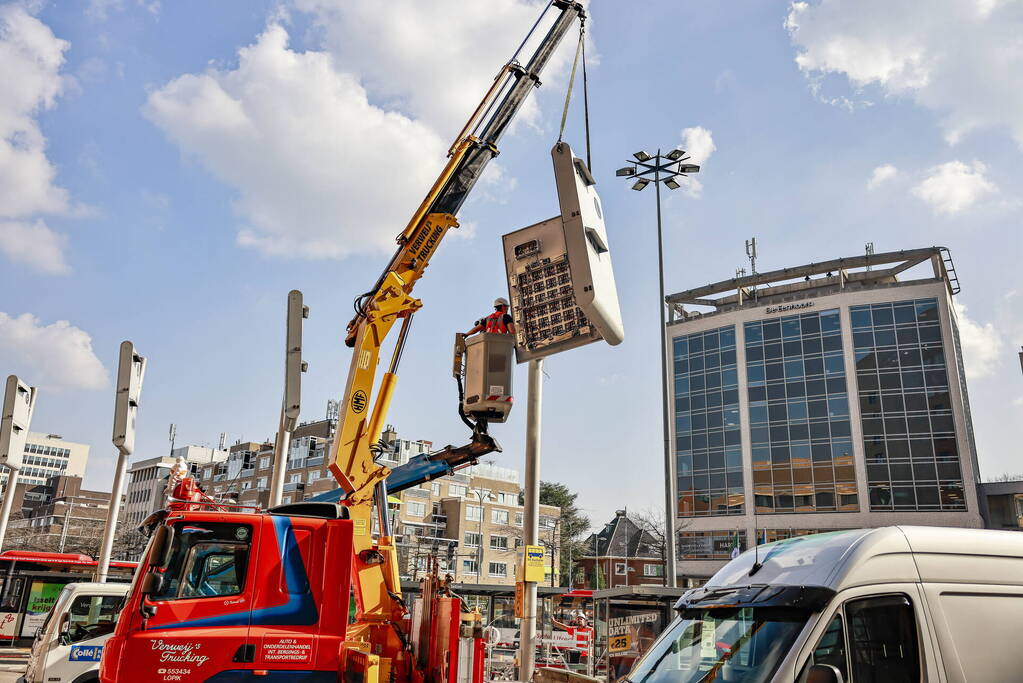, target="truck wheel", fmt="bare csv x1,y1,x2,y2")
70,673,100,683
